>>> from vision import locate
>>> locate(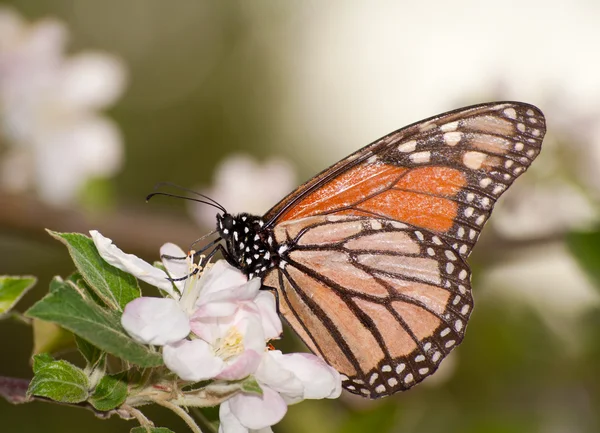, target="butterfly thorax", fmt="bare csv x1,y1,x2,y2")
216,212,277,279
